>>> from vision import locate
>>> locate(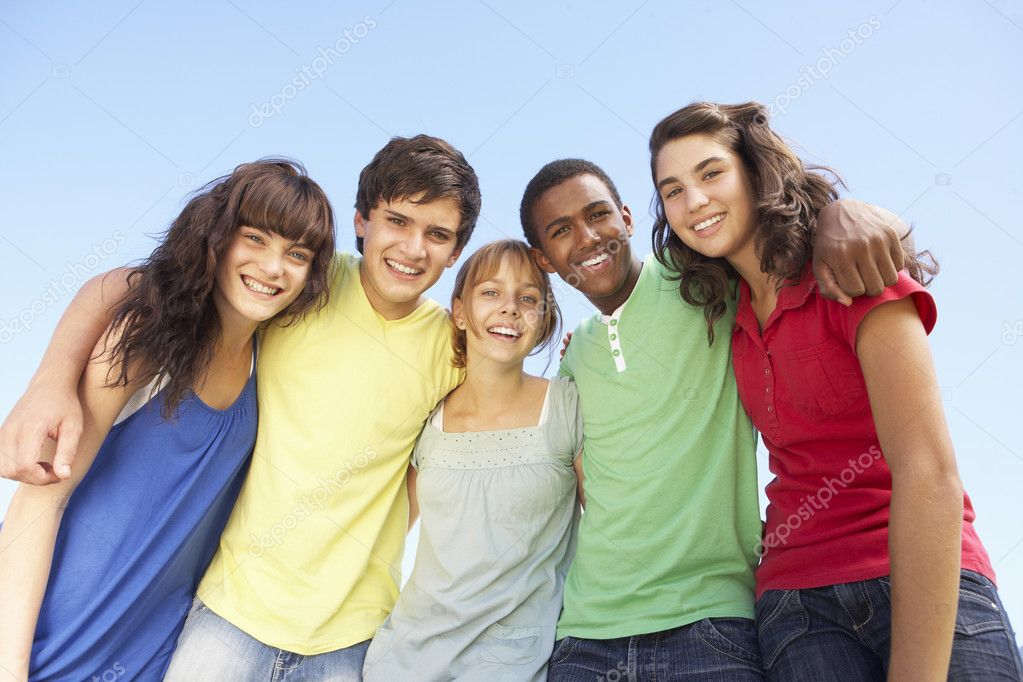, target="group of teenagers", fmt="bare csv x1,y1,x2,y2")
0,100,1020,682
